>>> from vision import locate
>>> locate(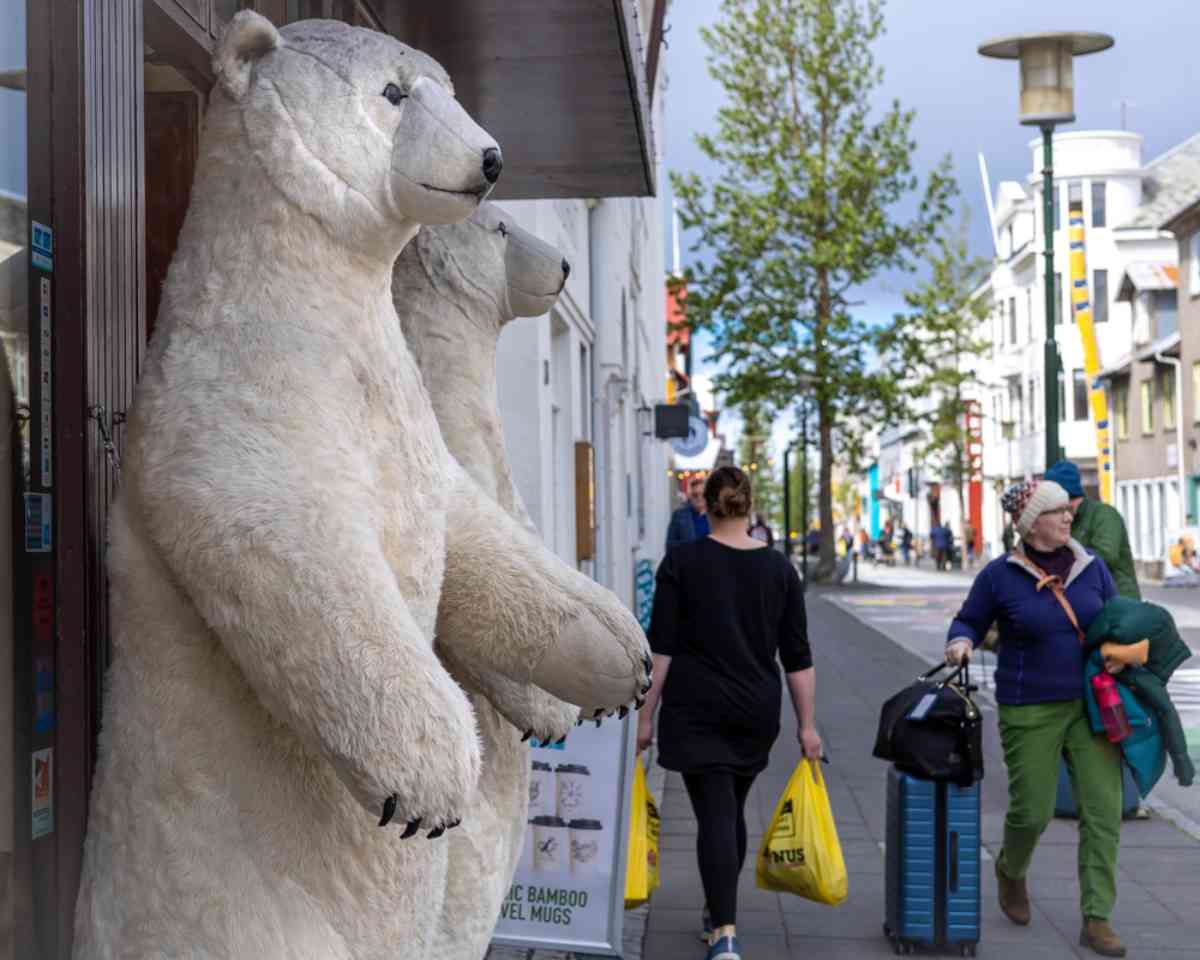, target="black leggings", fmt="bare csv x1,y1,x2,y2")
682,770,757,928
